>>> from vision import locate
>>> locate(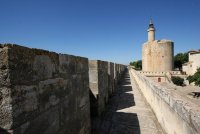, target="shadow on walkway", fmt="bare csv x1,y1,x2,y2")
91,71,141,134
